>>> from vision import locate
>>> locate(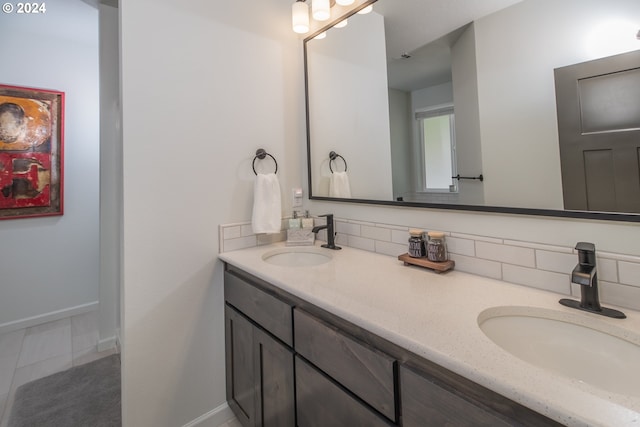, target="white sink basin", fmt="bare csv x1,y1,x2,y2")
478,306,640,397
262,247,333,267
